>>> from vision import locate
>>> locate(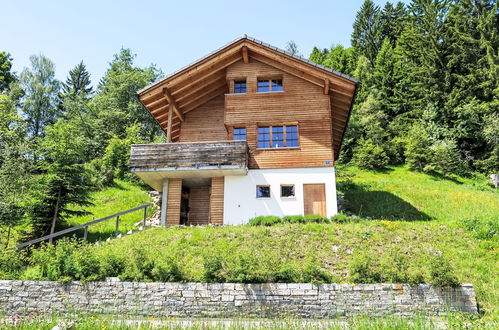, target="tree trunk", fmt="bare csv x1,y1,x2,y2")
5,226,11,248
49,188,62,244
